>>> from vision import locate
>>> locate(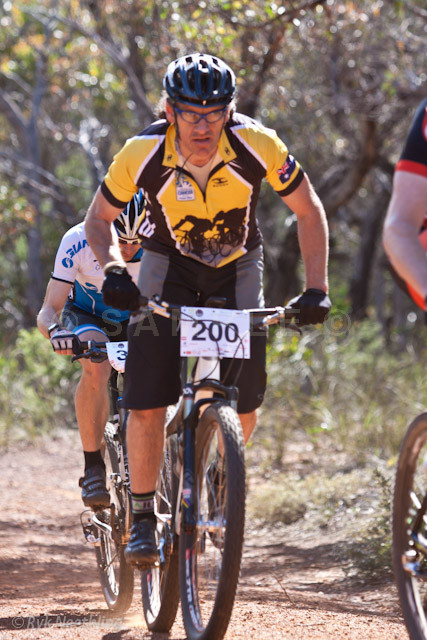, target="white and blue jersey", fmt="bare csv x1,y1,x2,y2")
51,222,142,322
